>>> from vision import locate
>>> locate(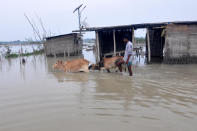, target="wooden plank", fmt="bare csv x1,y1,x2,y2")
153,26,166,29
113,30,117,56
146,28,151,63
104,50,125,57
